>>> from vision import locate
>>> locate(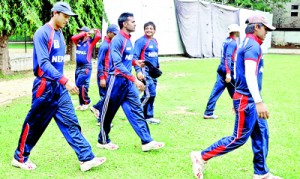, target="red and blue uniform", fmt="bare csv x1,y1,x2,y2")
134,35,159,119
97,30,153,144
71,30,101,105
200,34,270,175
13,23,95,163
204,36,237,116
93,36,111,114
